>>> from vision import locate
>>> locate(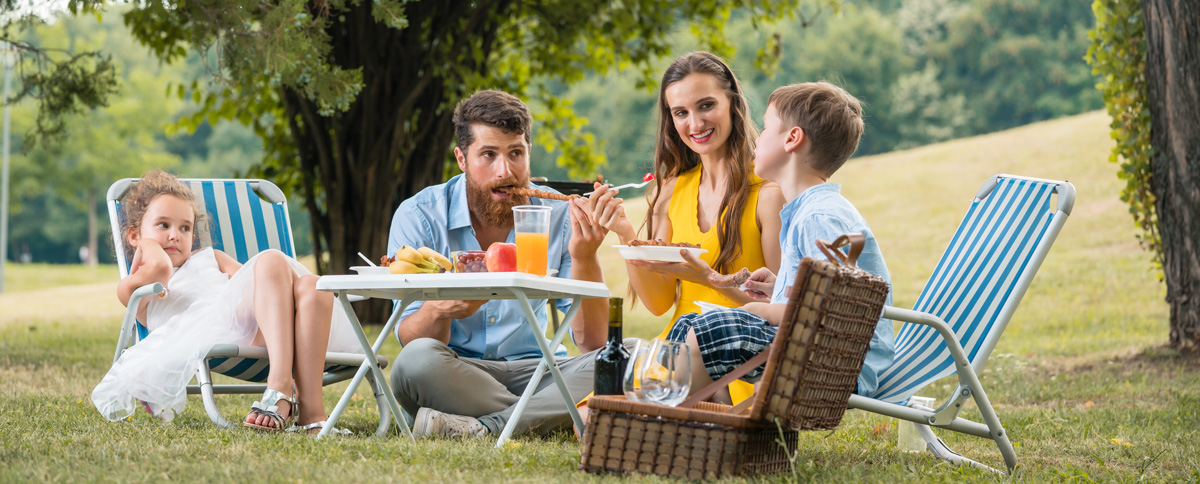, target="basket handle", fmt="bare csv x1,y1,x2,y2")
678,351,770,409
816,233,865,269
